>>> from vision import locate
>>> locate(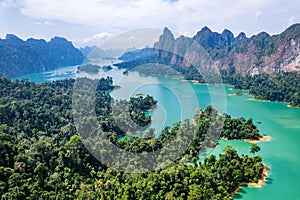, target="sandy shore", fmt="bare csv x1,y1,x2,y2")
228,93,245,96
244,136,272,144
245,99,300,108
244,98,271,102
230,164,269,196
191,80,200,84
181,79,202,84
221,135,272,144
135,93,146,96
287,104,300,108
242,164,268,187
